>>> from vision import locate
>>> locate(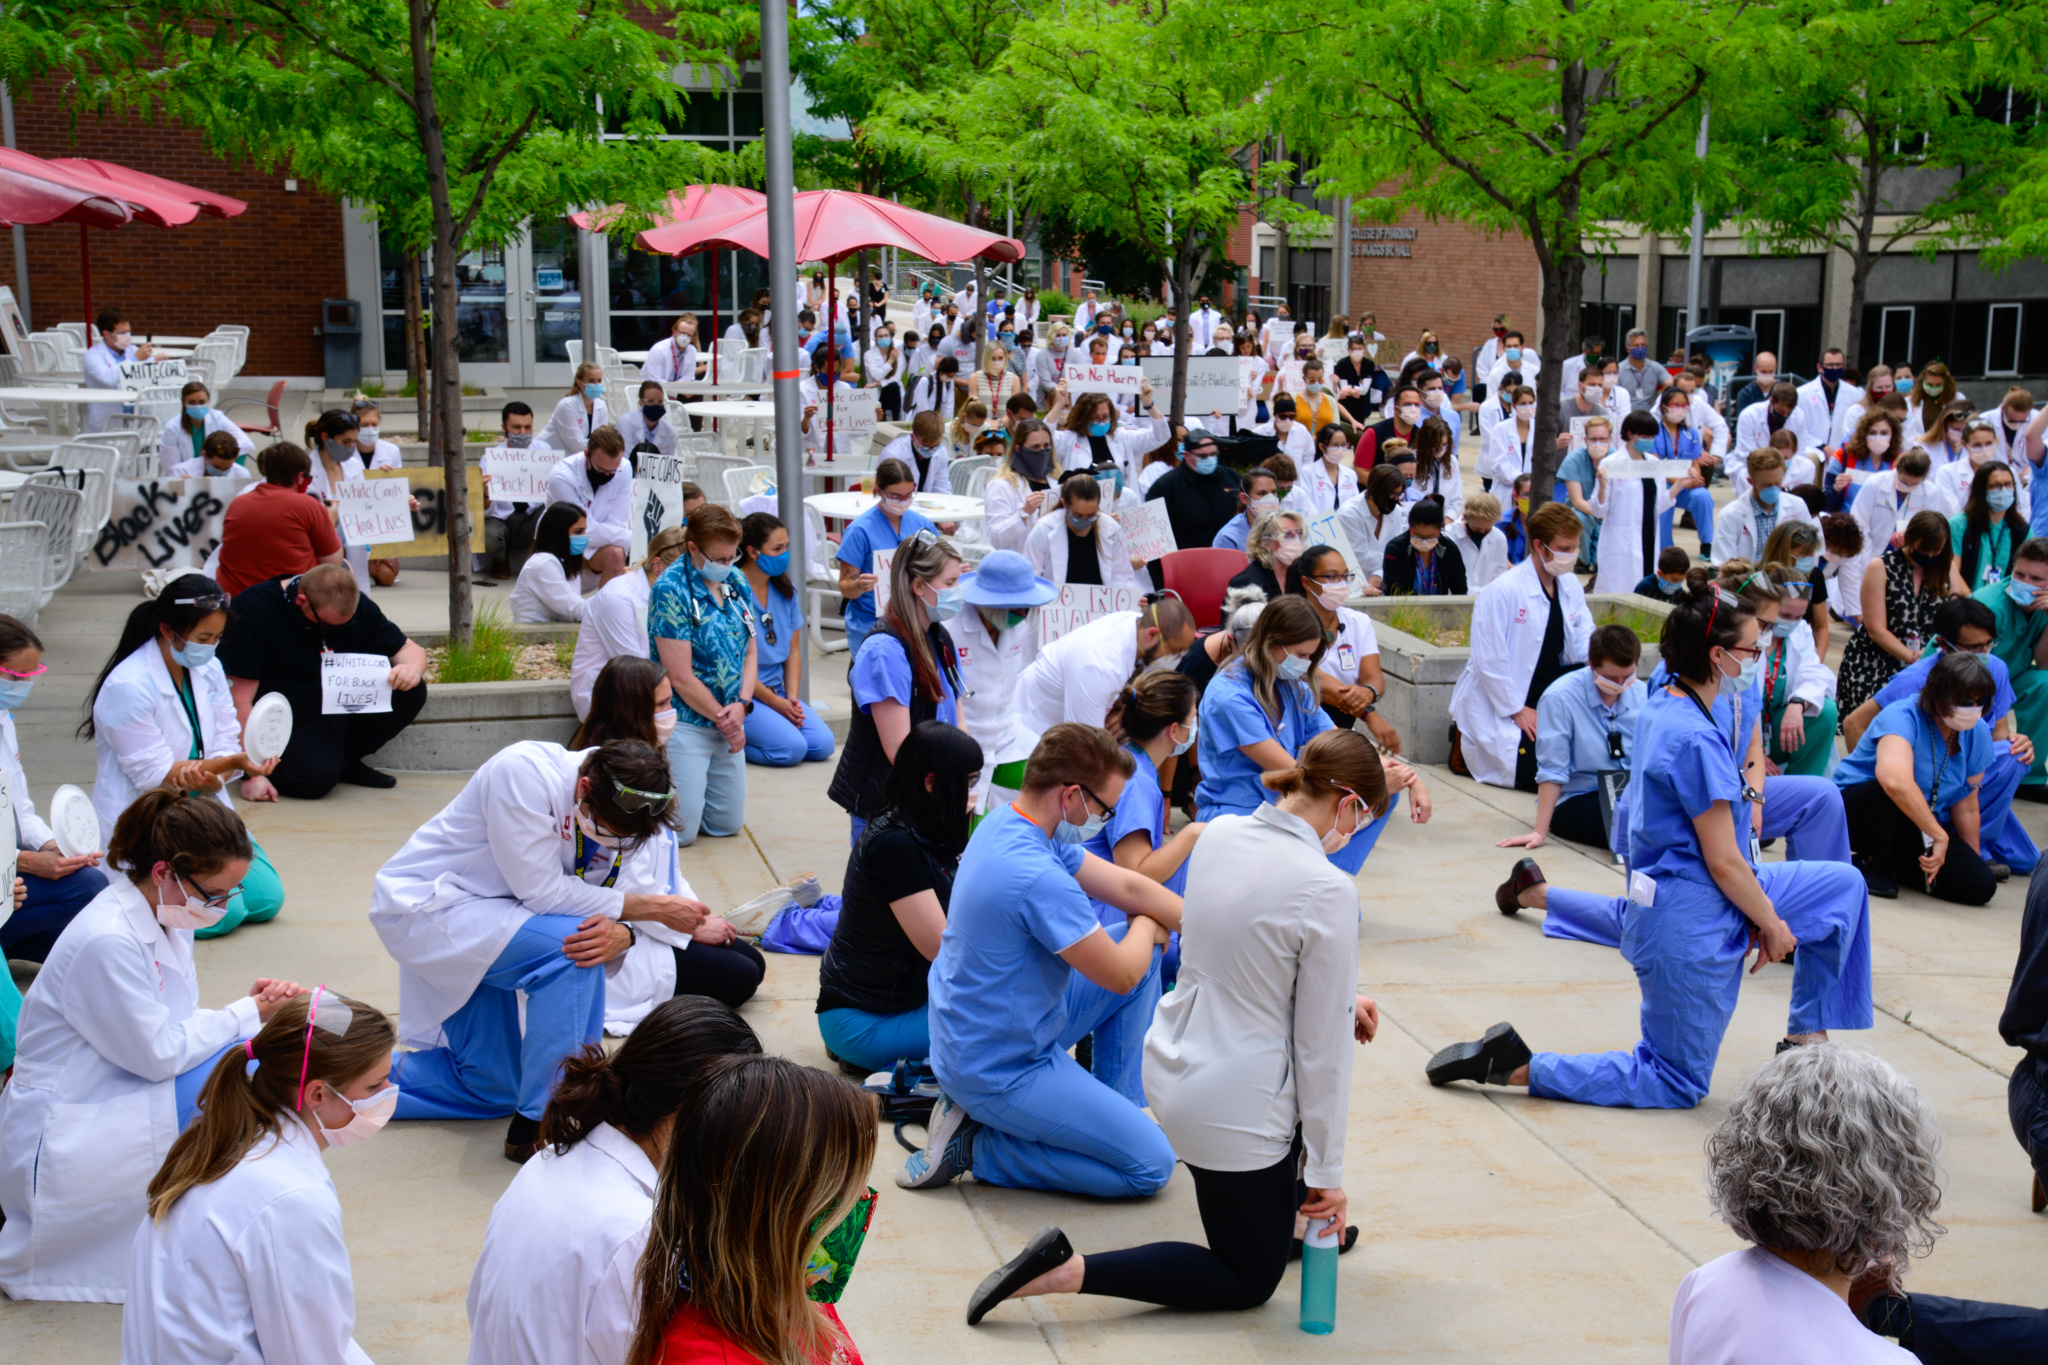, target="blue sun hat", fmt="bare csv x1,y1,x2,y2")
958,550,1058,608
